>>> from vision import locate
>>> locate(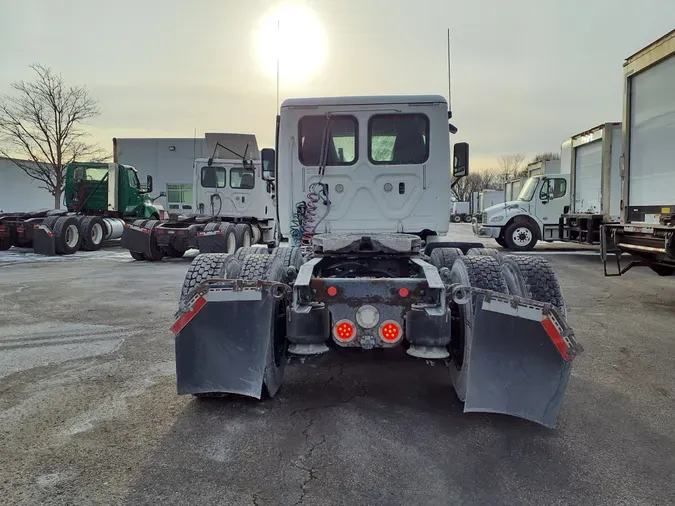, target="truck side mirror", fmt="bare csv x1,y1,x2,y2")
146,175,153,193
261,148,276,181
453,142,469,178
